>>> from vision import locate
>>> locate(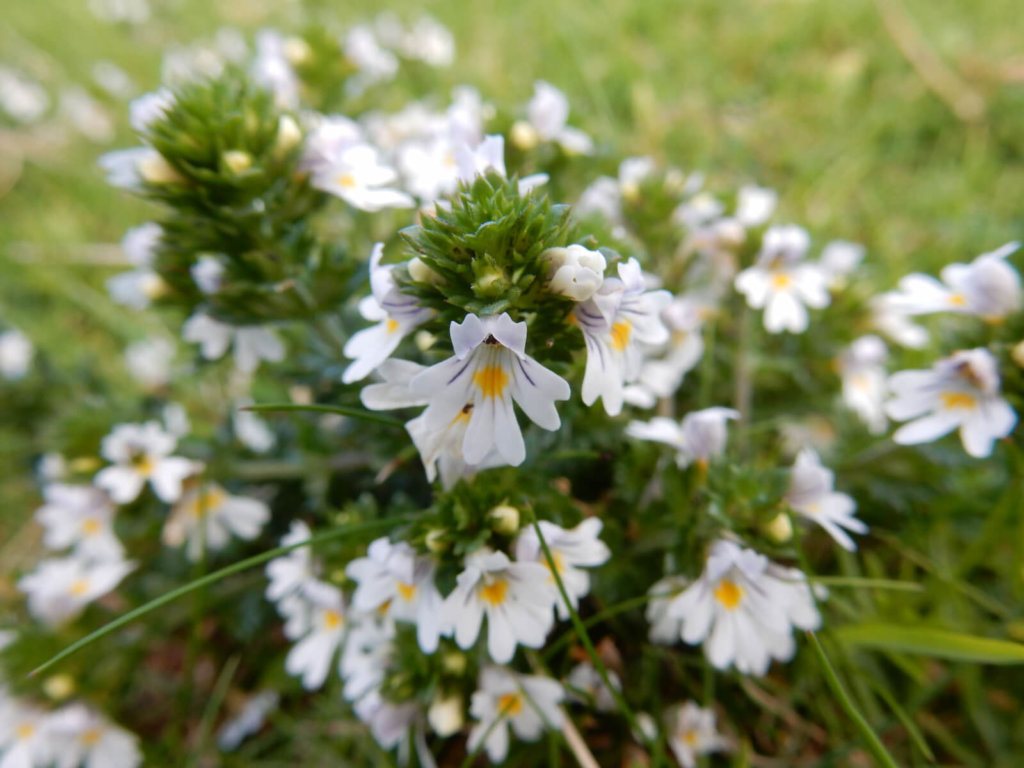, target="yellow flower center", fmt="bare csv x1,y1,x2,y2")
713,579,744,610
323,609,343,629
397,582,417,601
473,365,510,399
683,730,698,746
81,518,102,536
337,173,357,188
941,391,977,410
771,272,792,290
498,692,523,715
81,728,103,747
16,723,35,740
948,293,967,307
187,487,227,519
610,321,632,351
386,318,400,334
131,454,155,477
543,551,565,581
69,579,91,597
479,578,508,606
